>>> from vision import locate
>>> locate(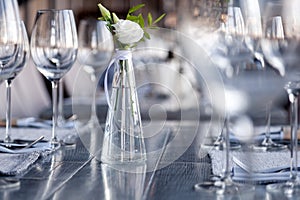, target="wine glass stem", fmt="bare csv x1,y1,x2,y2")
51,80,59,144
58,79,64,125
223,117,231,180
90,73,97,122
265,104,271,140
4,79,12,143
289,93,299,181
